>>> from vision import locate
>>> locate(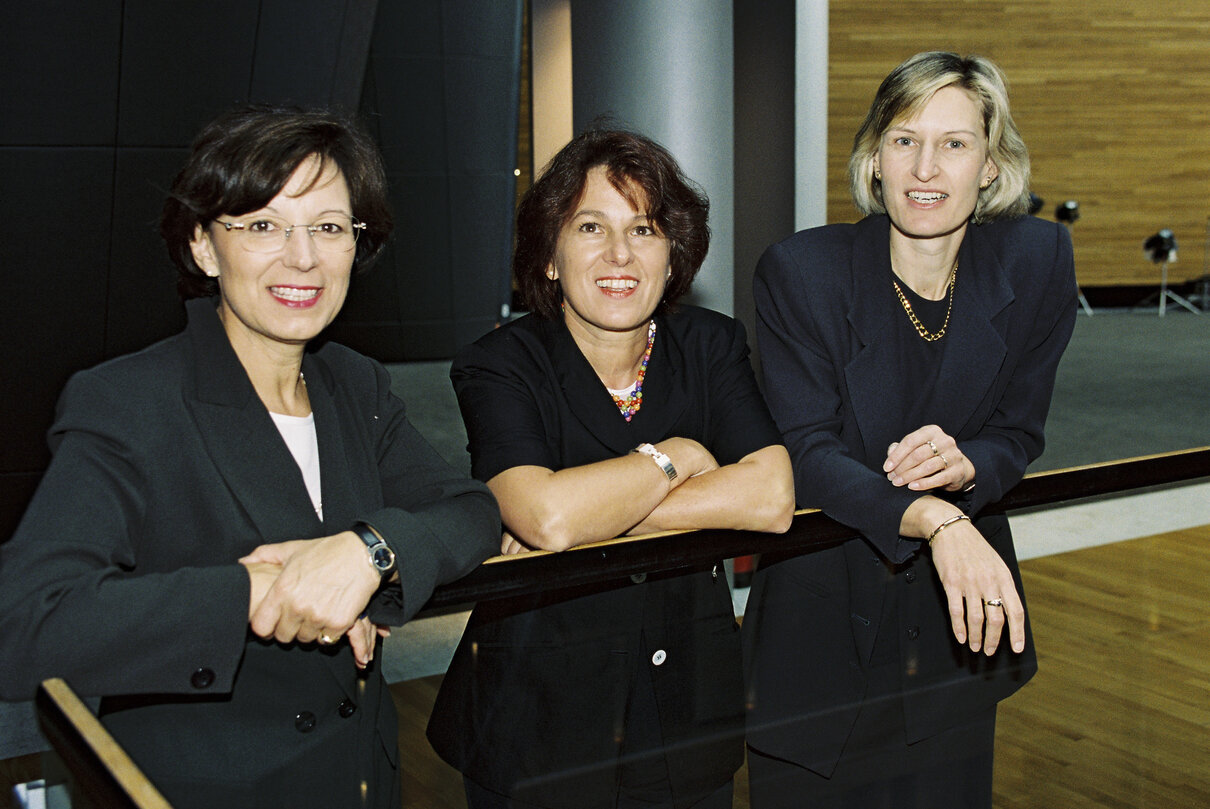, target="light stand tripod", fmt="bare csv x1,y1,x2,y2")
1137,229,1200,316
1055,201,1093,315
